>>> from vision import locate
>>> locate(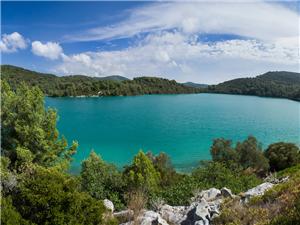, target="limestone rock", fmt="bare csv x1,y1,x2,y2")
138,210,169,225
242,182,274,203
103,199,114,212
113,209,134,224
159,204,187,224
198,188,221,202
220,187,234,198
